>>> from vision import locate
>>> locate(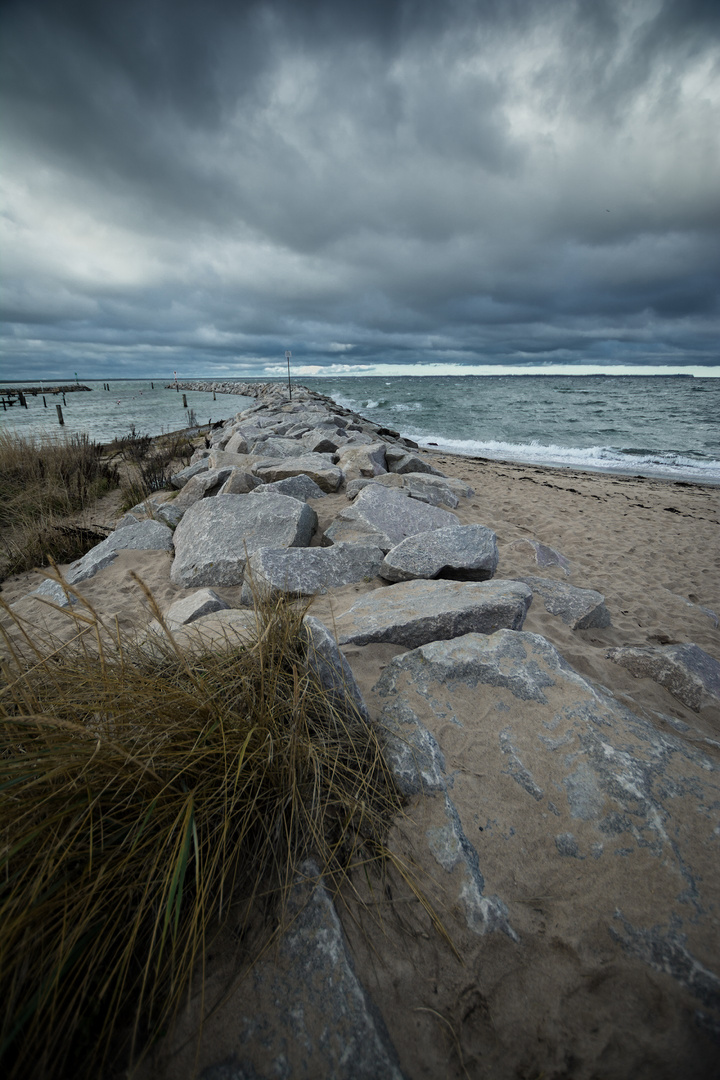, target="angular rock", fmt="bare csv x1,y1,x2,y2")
334,578,532,648
252,454,343,494
163,589,229,628
346,474,406,500
218,469,262,495
607,642,720,713
200,862,403,1080
336,442,388,482
27,579,78,608
143,608,257,656
240,543,385,604
65,519,174,585
250,474,326,501
302,616,370,722
208,450,261,471
385,448,445,476
372,628,720,1053
380,524,498,583
154,501,186,528
325,484,458,553
224,431,249,455
170,494,317,587
170,459,210,489
173,468,234,510
519,576,611,629
511,538,570,575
